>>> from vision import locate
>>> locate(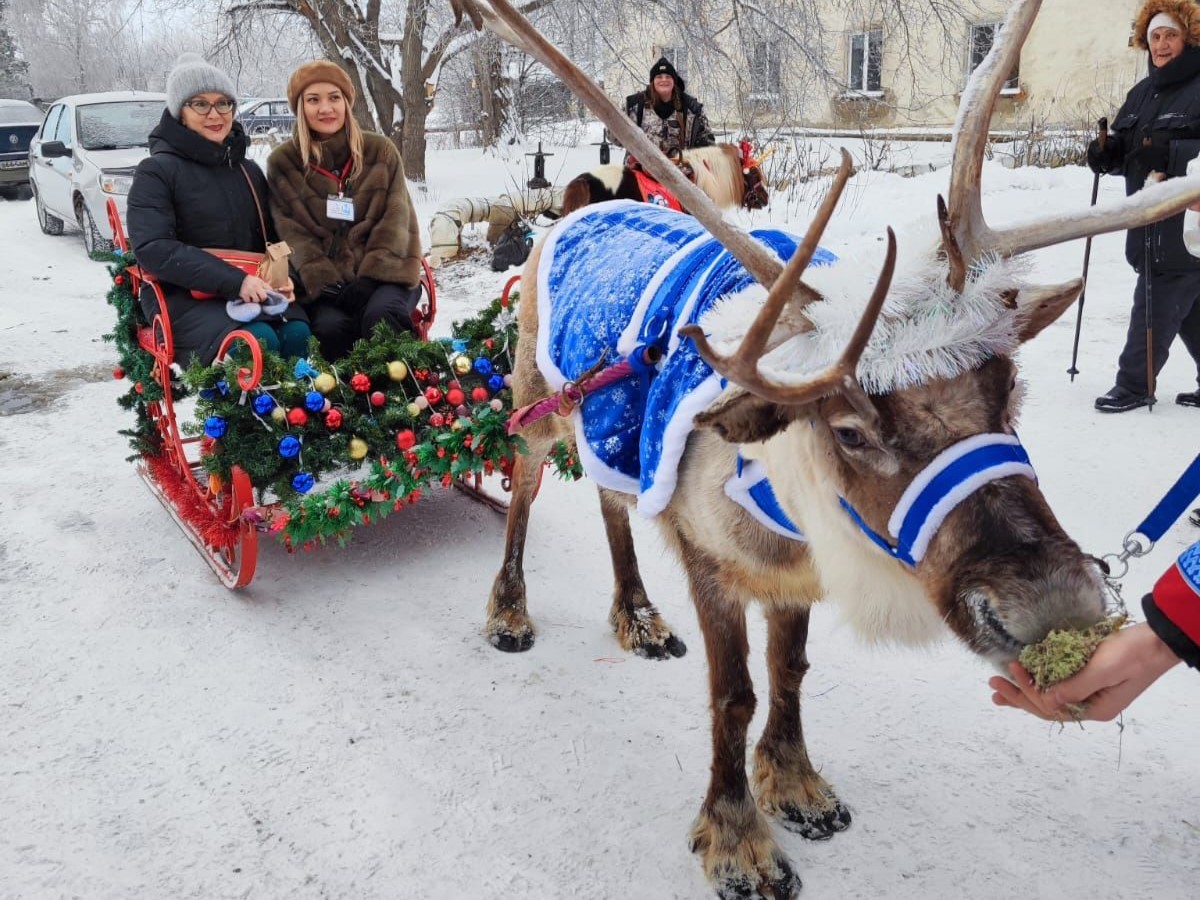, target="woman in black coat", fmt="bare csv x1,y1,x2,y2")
127,53,310,365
